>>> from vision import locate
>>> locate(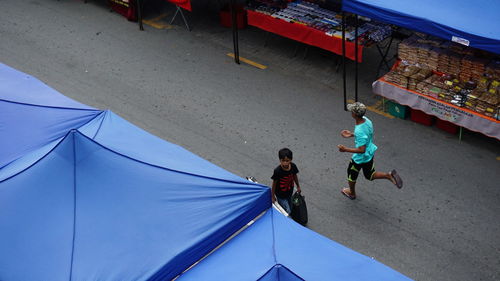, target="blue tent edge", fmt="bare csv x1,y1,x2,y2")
342,0,500,55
